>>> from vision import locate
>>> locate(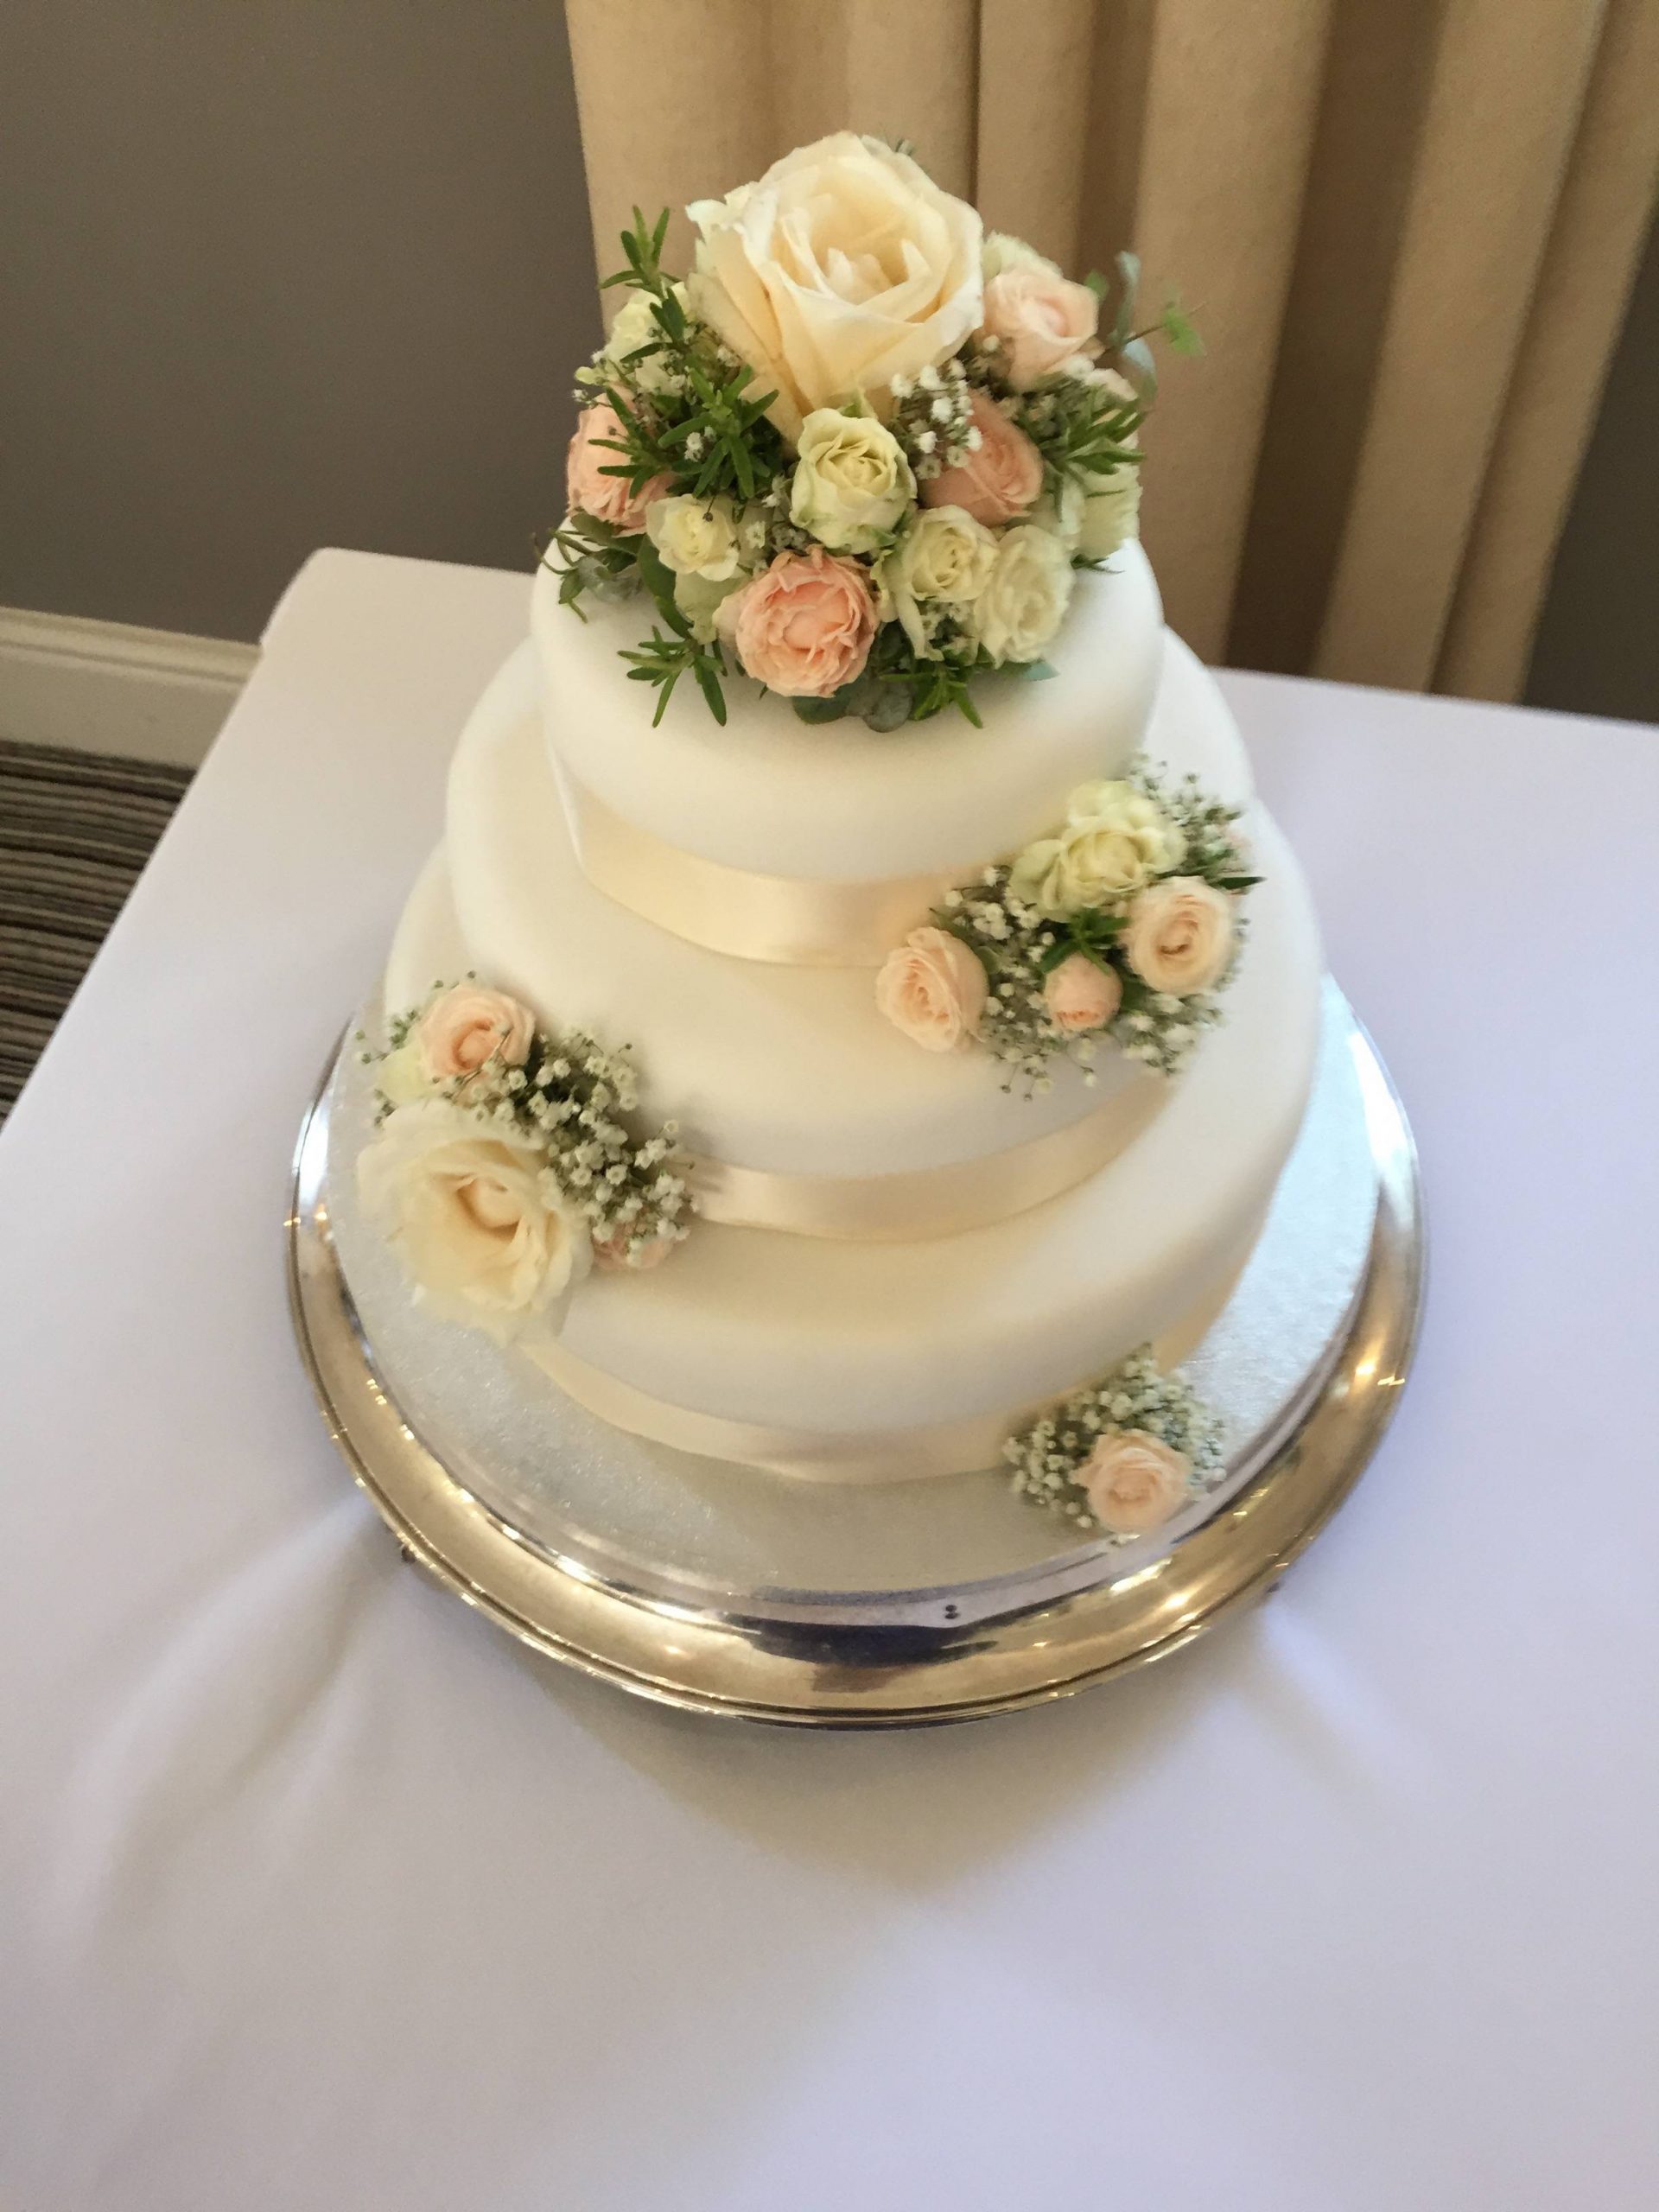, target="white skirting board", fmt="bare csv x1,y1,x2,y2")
0,606,257,768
